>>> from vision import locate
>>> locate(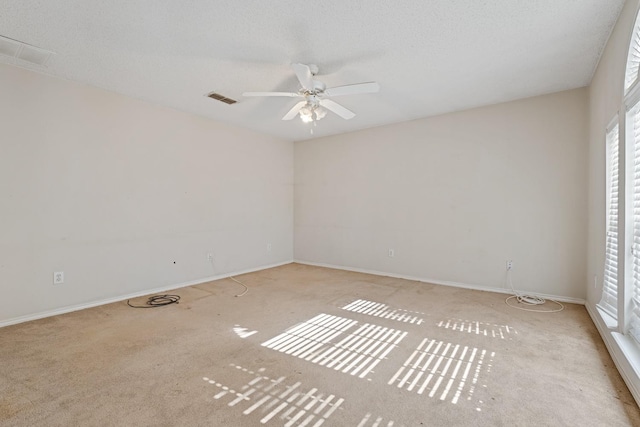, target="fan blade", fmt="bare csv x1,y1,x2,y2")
243,91,300,97
324,82,380,97
319,99,355,120
282,101,307,120
292,63,314,91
